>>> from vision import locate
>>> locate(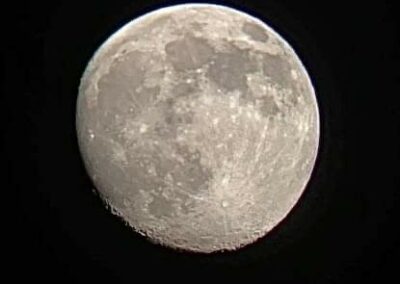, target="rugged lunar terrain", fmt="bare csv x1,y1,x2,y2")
76,4,319,253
